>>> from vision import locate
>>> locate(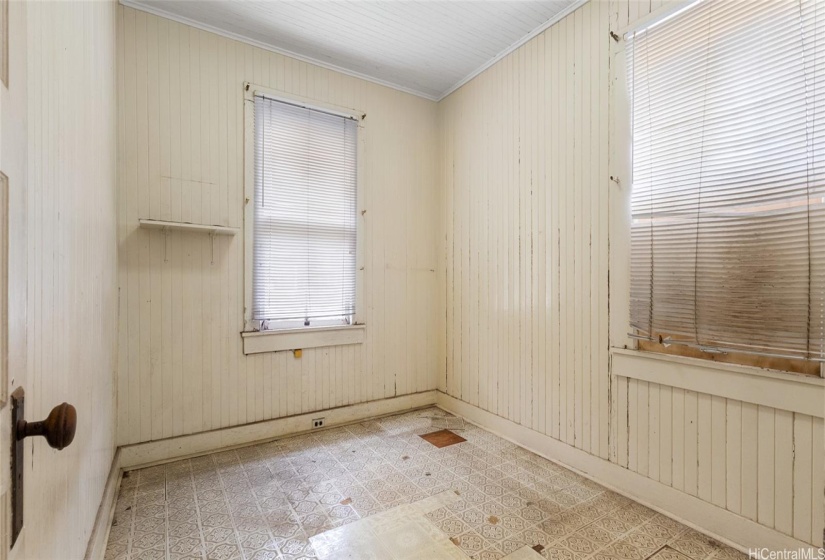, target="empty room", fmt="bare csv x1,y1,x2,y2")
0,0,822,558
